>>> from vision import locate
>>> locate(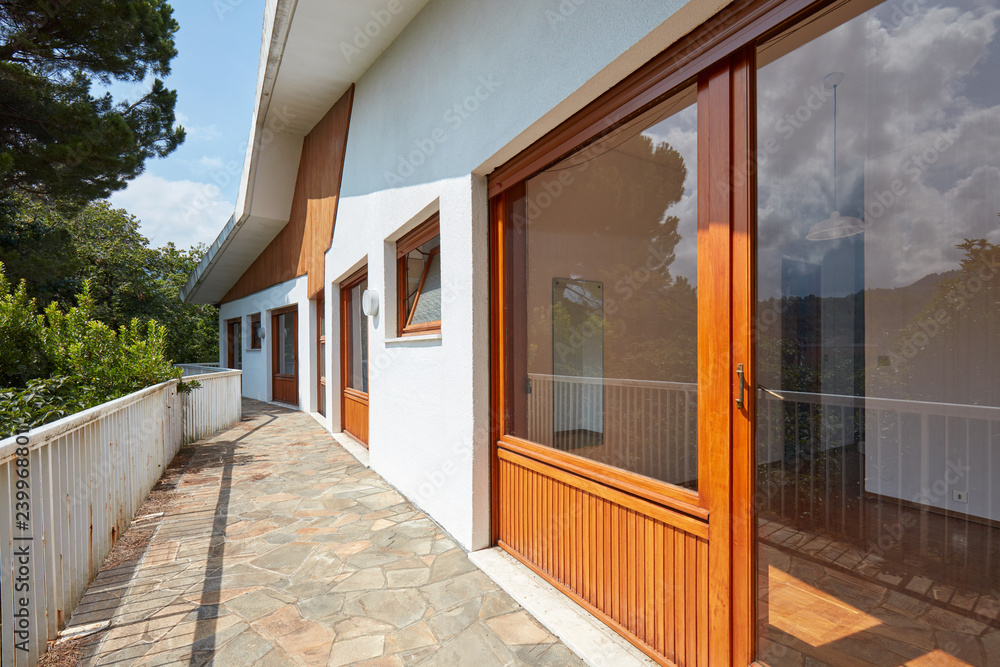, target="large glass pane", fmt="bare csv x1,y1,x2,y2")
276,313,295,375
231,322,242,369
317,296,326,416
755,1,1000,663
251,314,261,349
410,252,442,325
349,280,368,393
511,85,698,489
403,235,442,327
